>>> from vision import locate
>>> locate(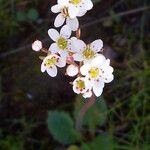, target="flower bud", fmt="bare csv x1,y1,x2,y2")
32,40,42,51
